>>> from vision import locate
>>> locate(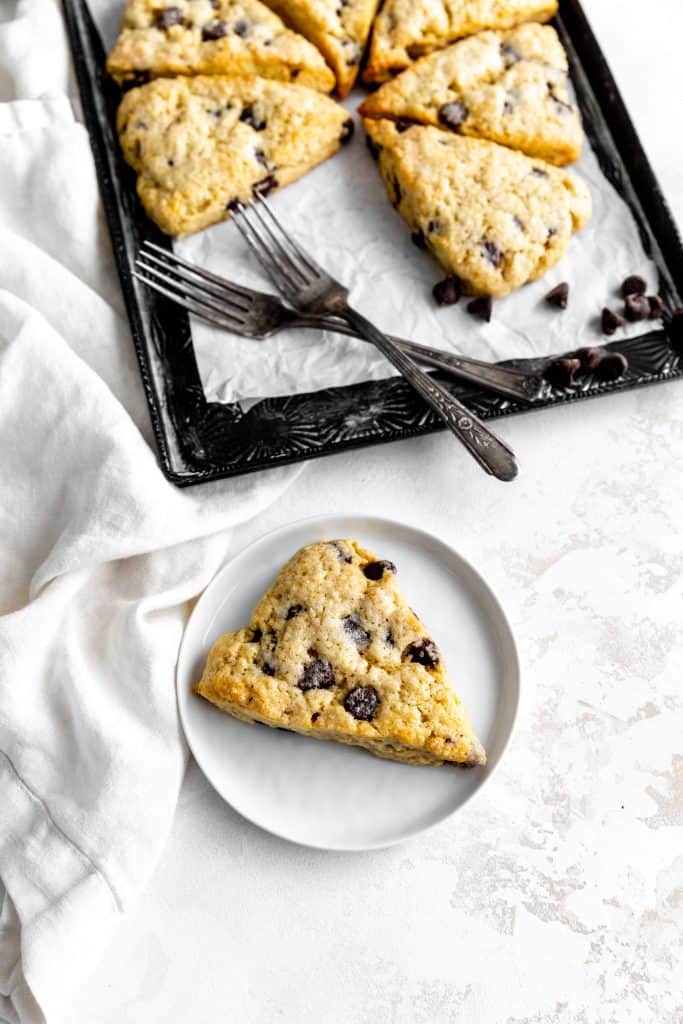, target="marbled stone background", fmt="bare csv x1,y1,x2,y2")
69,1,682,1020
